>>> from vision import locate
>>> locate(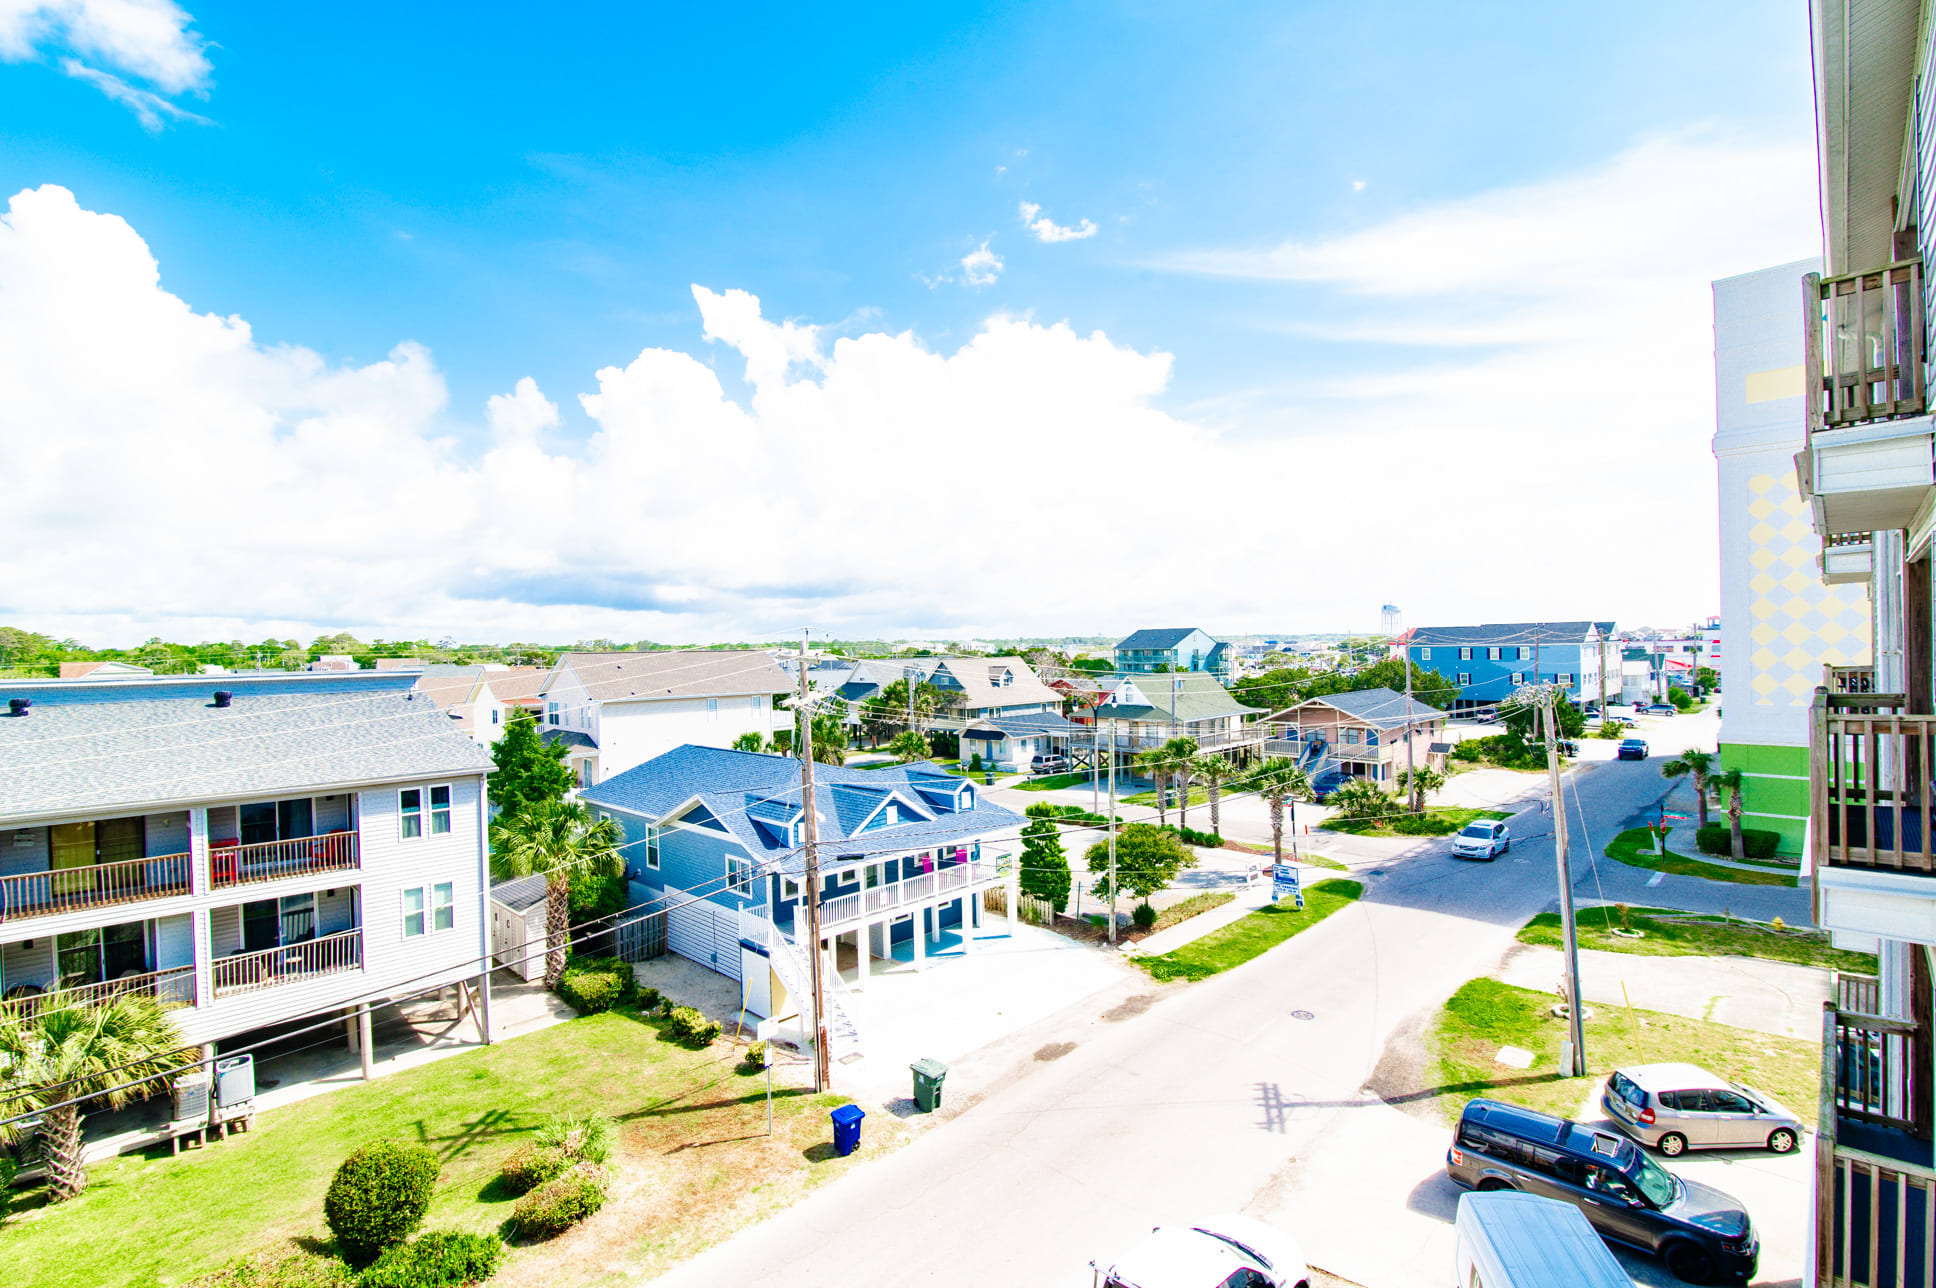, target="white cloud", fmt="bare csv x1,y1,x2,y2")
1019,200,1097,243
2,1,211,124
1350,179,1366,192
485,377,559,441
960,240,1003,288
